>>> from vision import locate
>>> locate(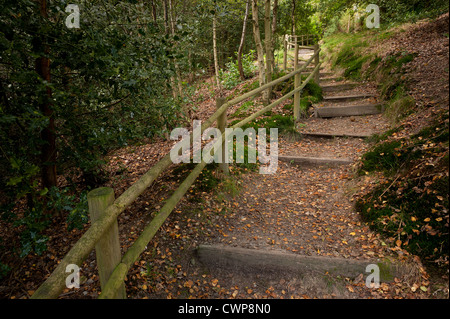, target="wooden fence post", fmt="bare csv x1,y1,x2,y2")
293,38,301,121
87,187,126,299
314,44,320,86
216,97,229,175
